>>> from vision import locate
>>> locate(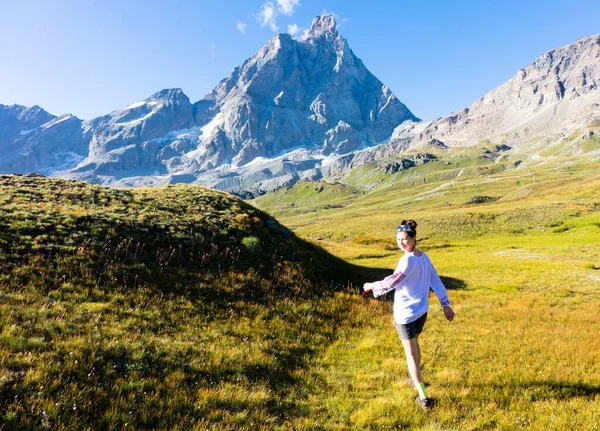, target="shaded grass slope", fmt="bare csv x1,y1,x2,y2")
0,175,366,430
